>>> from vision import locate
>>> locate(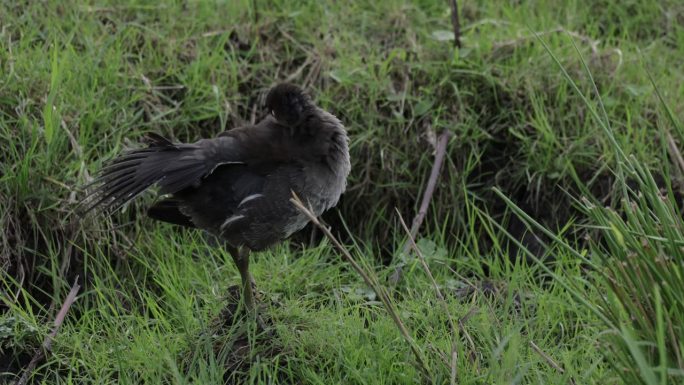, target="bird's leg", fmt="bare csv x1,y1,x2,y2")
228,245,256,312
227,246,269,331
